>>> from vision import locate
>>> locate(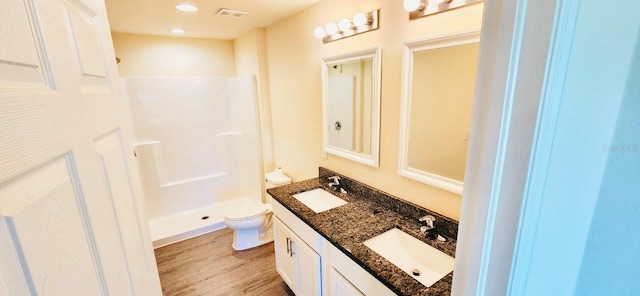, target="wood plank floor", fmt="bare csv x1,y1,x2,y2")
154,228,295,296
